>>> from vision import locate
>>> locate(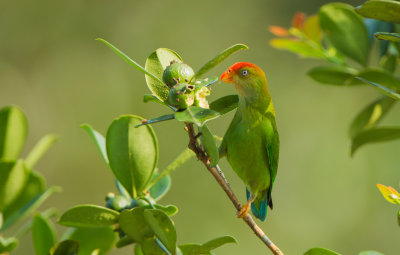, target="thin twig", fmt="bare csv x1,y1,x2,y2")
185,123,284,255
